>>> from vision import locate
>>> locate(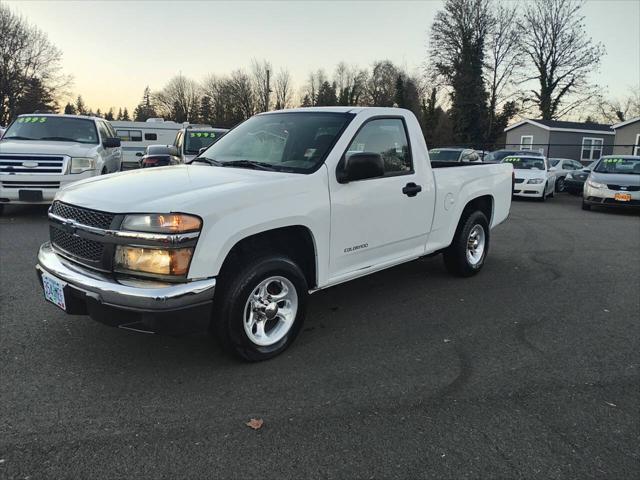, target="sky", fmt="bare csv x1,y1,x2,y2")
5,0,640,113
